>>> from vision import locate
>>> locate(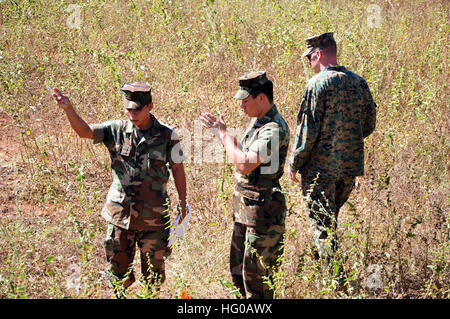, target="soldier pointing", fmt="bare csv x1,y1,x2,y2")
51,82,187,297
